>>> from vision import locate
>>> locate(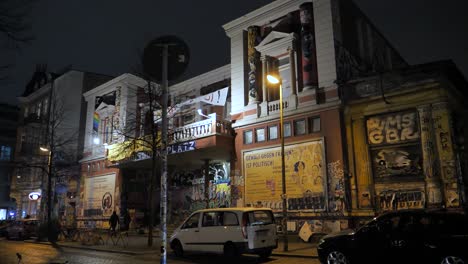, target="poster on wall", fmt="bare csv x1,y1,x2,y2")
243,139,327,211
83,174,116,217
